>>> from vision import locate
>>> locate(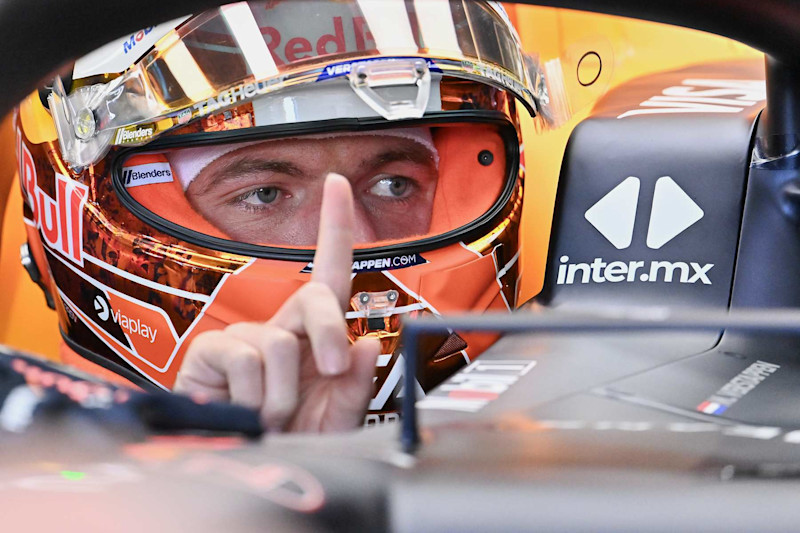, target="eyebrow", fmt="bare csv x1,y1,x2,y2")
192,142,436,195
369,146,437,170
195,158,304,195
